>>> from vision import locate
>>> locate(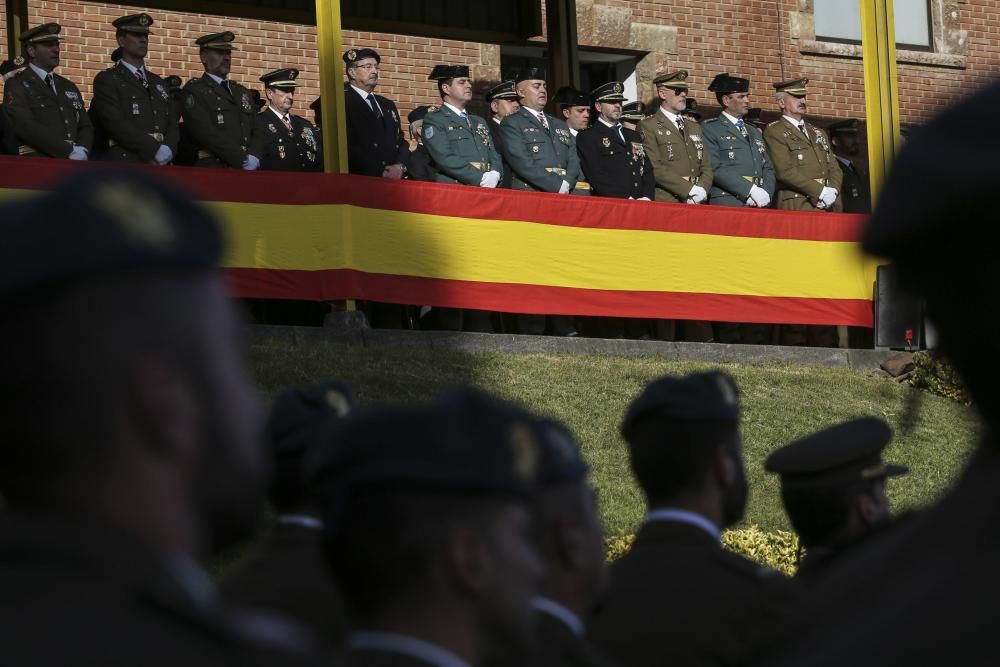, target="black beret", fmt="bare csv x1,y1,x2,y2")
428,65,470,81
708,73,749,94
260,67,299,89
248,89,265,110
343,47,380,65
110,47,123,63
164,75,183,91
515,67,546,83
0,56,25,76
309,97,321,113
0,169,222,312
622,371,741,437
553,86,590,107
311,388,541,506
535,418,588,486
486,80,518,102
765,417,907,488
408,105,430,123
